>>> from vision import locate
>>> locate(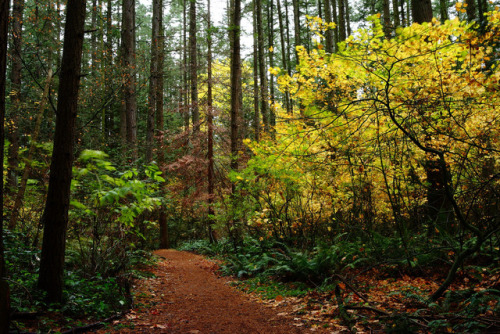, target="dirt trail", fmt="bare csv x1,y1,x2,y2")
95,249,320,334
